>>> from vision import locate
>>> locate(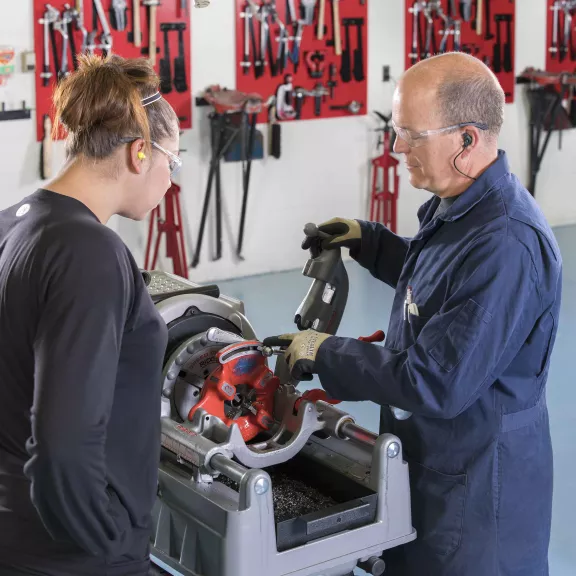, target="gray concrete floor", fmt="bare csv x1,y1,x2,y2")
214,223,576,576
